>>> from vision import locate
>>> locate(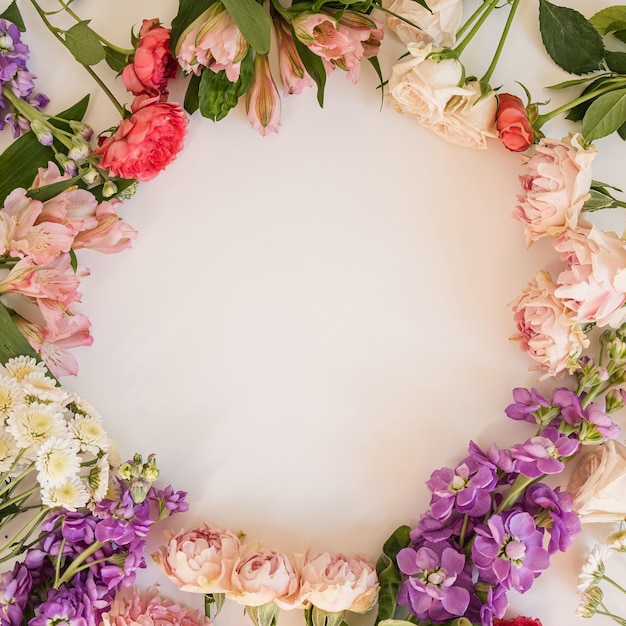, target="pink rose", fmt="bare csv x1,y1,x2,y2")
226,550,302,608
122,19,178,98
510,270,589,378
496,93,534,152
554,225,626,327
514,133,596,246
152,525,241,594
299,552,379,613
96,97,187,182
